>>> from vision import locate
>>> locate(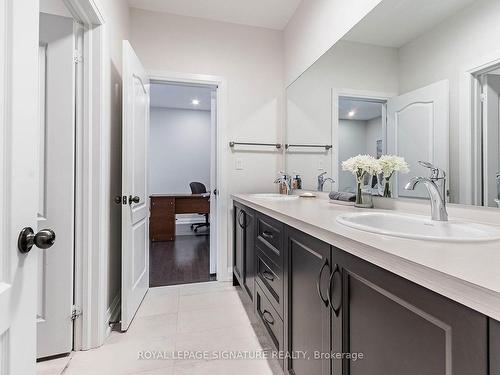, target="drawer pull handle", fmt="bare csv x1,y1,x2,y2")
237,210,245,229
261,230,274,239
262,270,275,281
316,258,330,307
262,310,275,325
327,263,342,317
